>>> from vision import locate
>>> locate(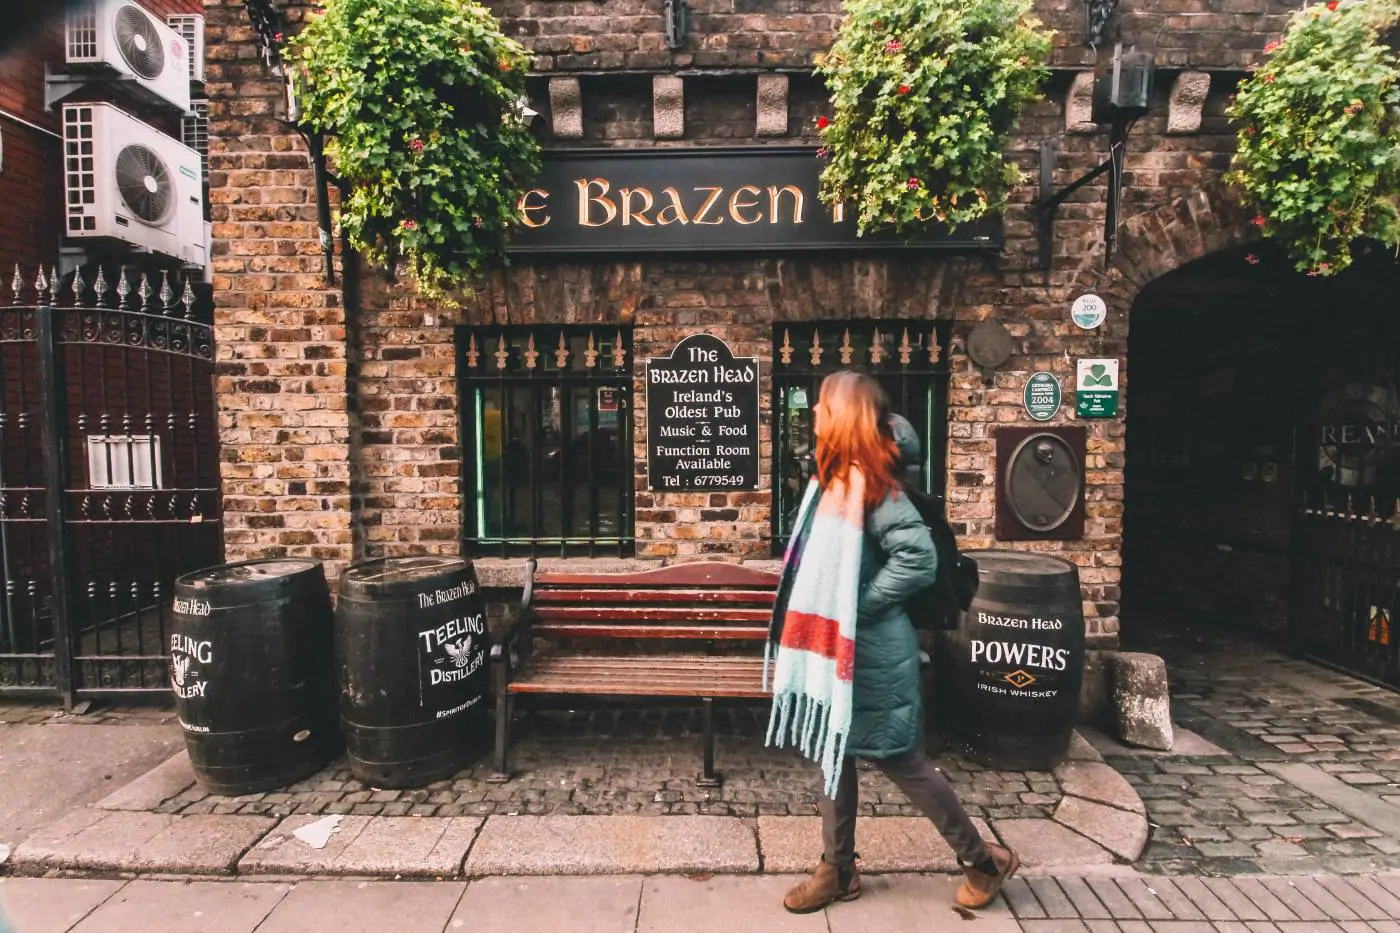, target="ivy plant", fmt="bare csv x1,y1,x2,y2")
1228,0,1400,276
289,0,541,300
815,0,1051,237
